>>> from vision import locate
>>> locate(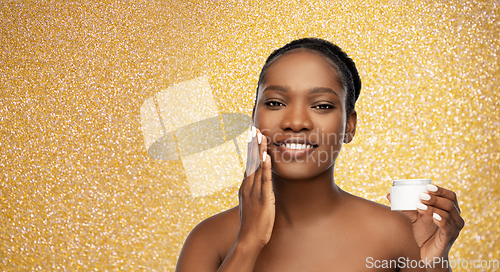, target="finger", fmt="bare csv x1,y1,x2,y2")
252,158,263,195
240,170,256,198
420,189,465,230
421,192,463,230
420,192,455,214
262,150,273,200
416,203,460,241
258,129,268,169
386,193,391,203
259,132,271,195
426,184,461,214
429,209,453,249
258,128,267,157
